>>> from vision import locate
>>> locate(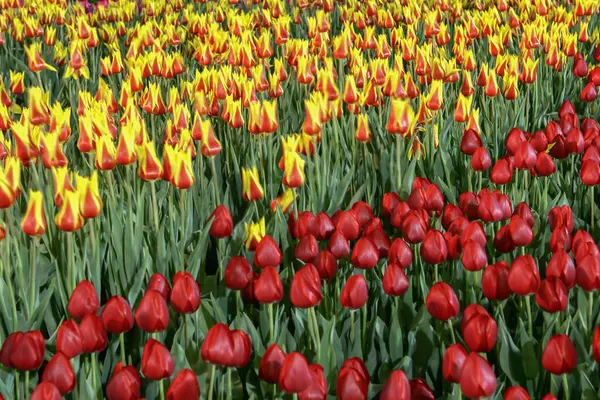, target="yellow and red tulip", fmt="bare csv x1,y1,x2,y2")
55,189,83,232
137,141,163,181
21,190,46,236
271,189,296,214
242,166,264,202
77,172,103,220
